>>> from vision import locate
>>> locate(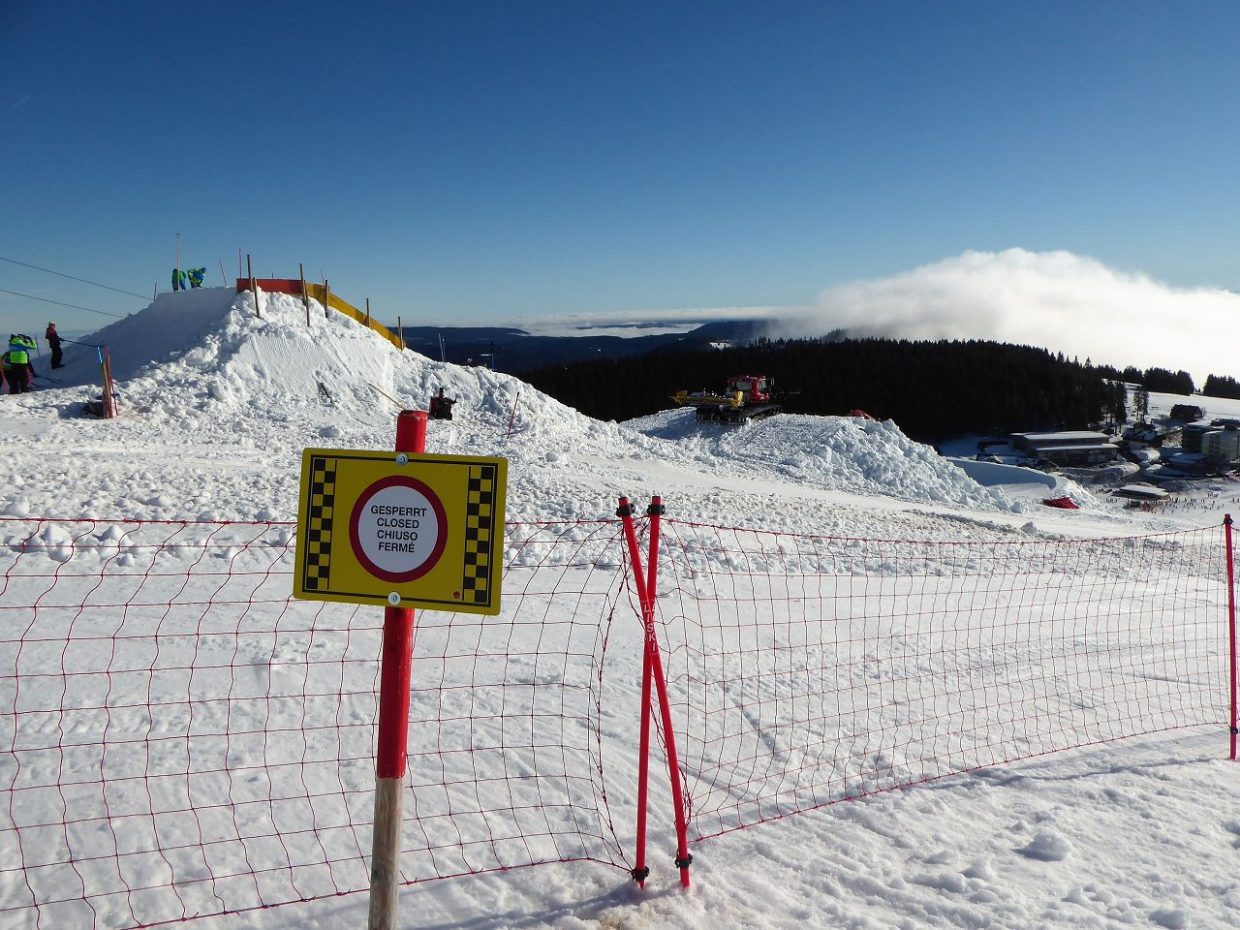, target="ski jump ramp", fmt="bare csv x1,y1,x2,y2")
235,278,405,351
